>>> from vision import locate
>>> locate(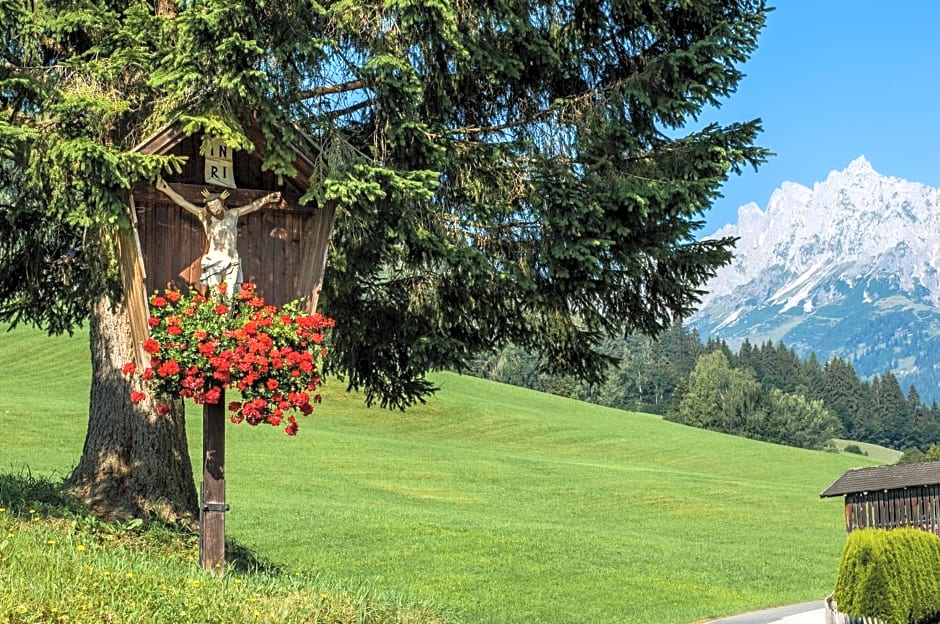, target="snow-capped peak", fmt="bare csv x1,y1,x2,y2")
689,157,940,402
845,154,874,175
698,156,940,309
